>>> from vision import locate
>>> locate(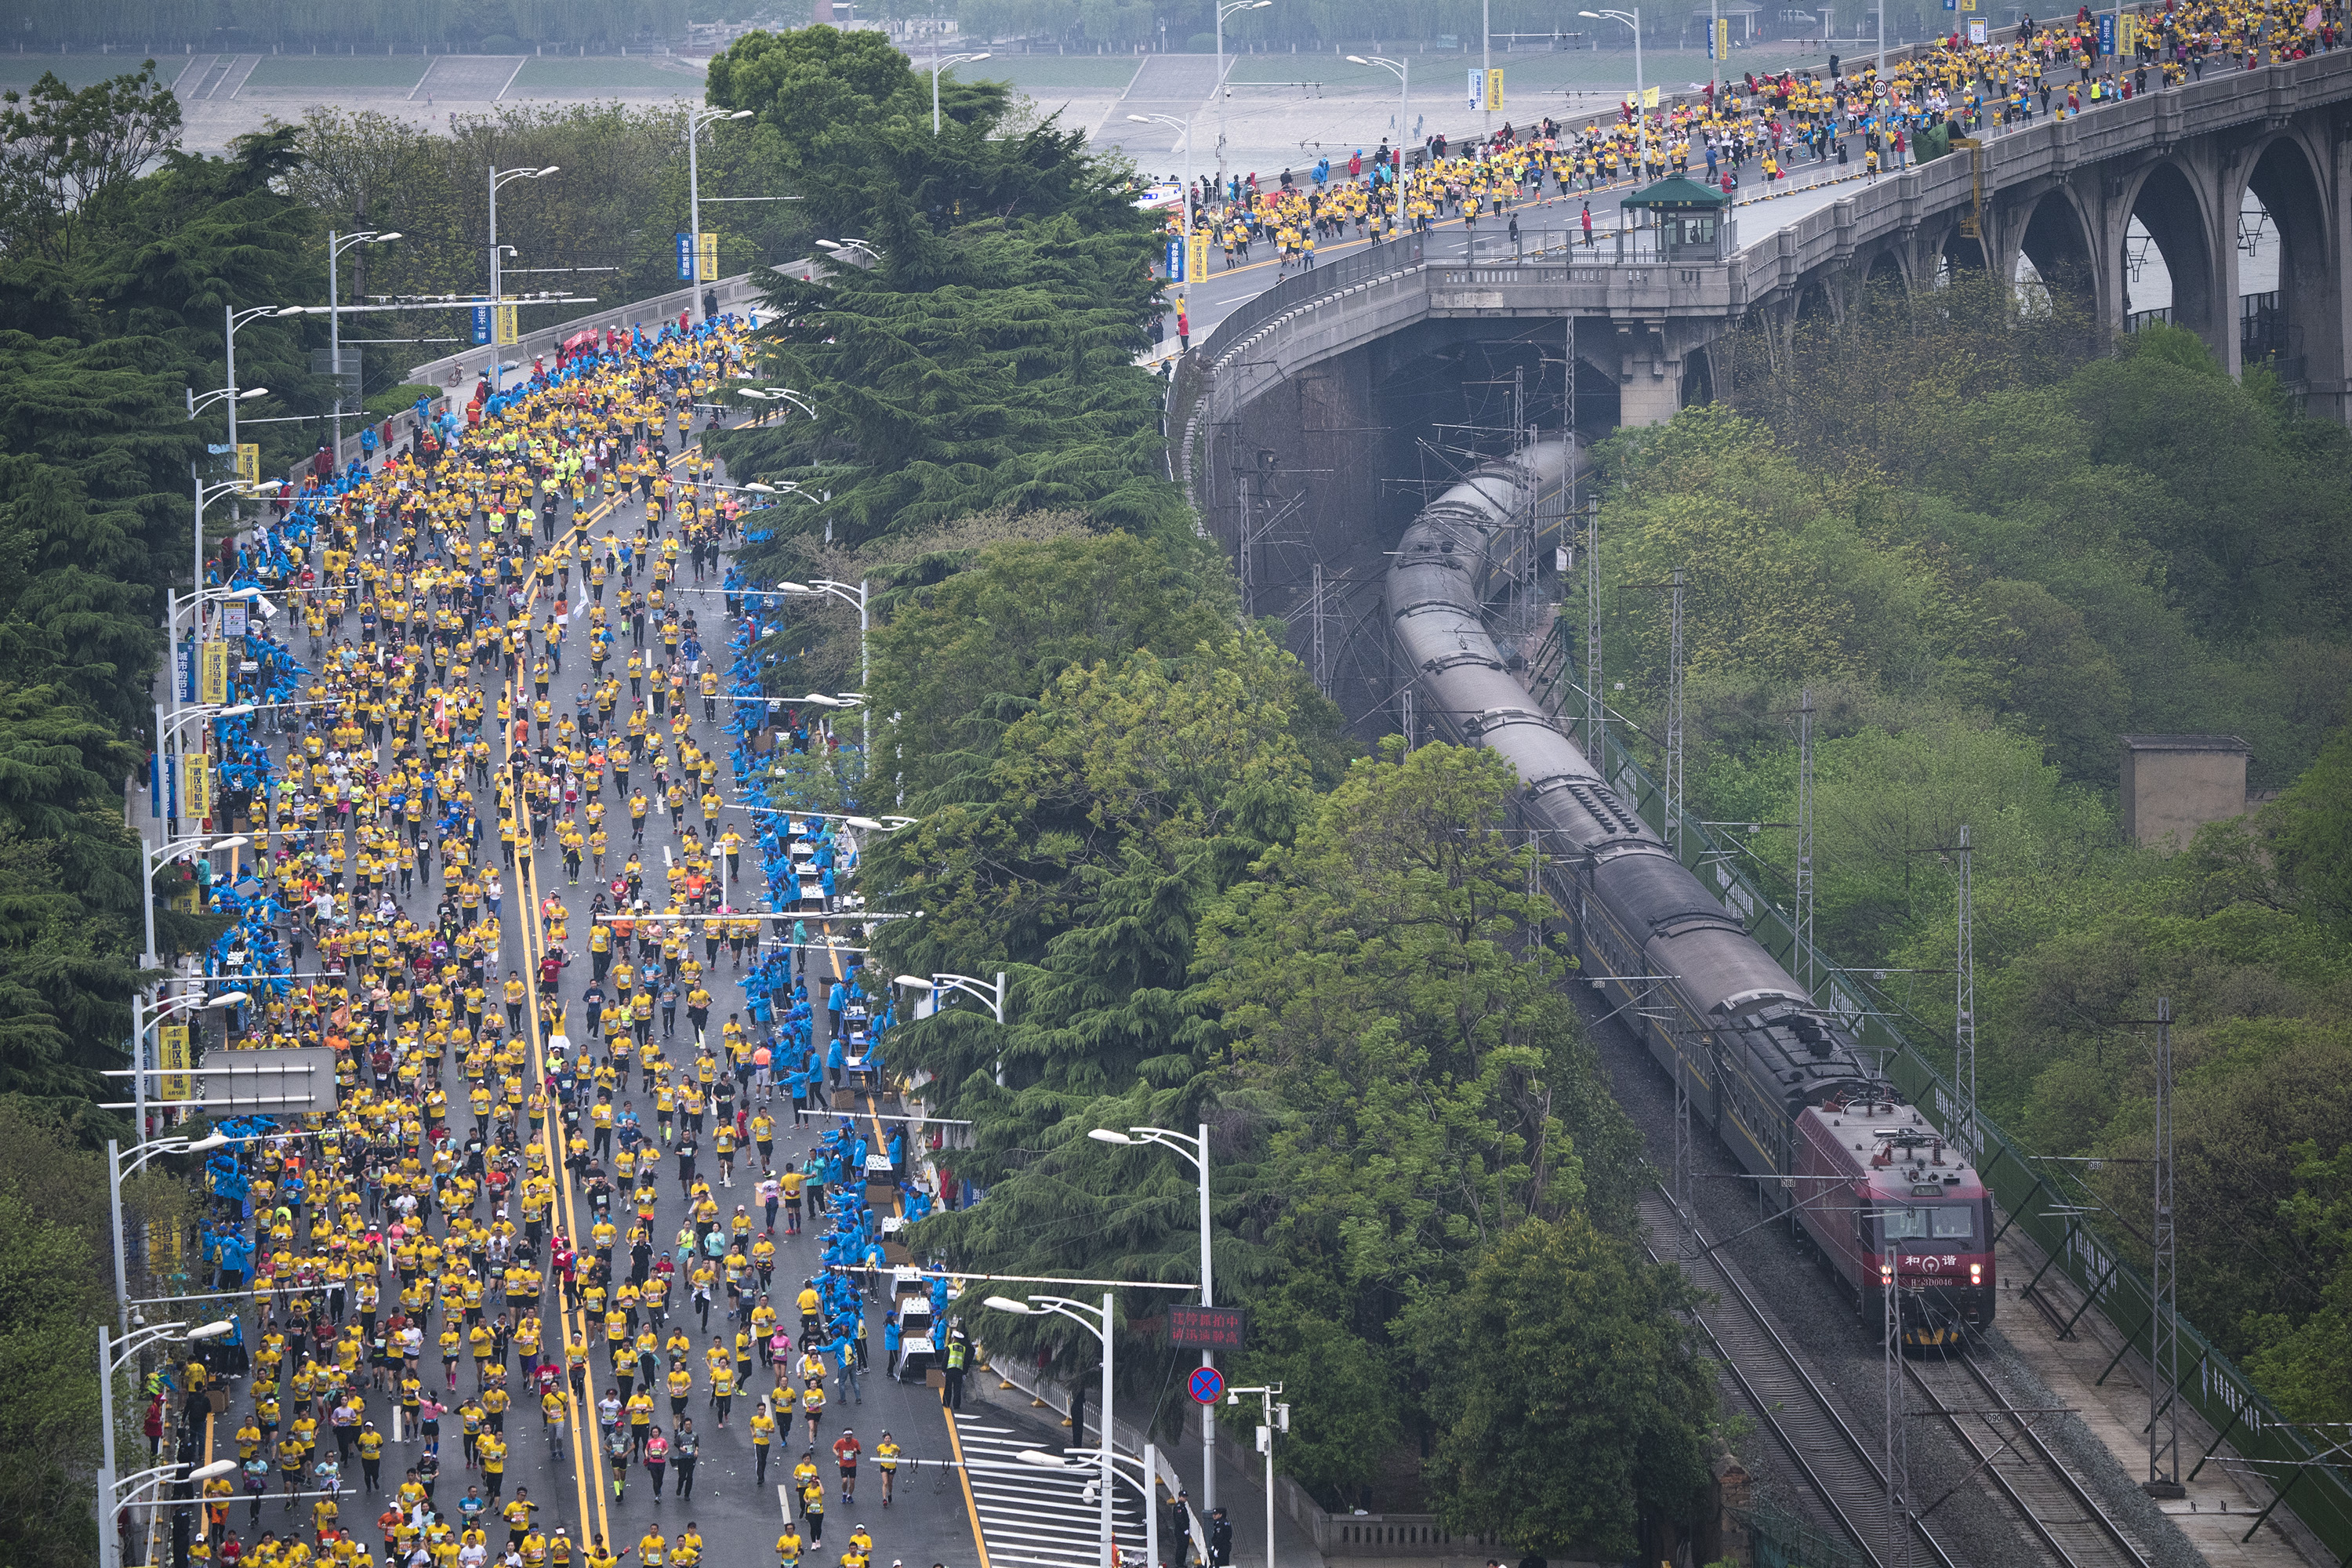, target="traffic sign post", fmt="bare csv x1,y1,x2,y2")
1189,1365,1226,1404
